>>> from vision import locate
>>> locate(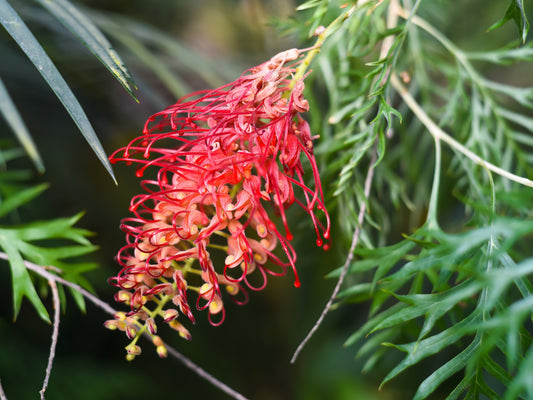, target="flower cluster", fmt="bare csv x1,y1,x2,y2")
105,48,330,359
